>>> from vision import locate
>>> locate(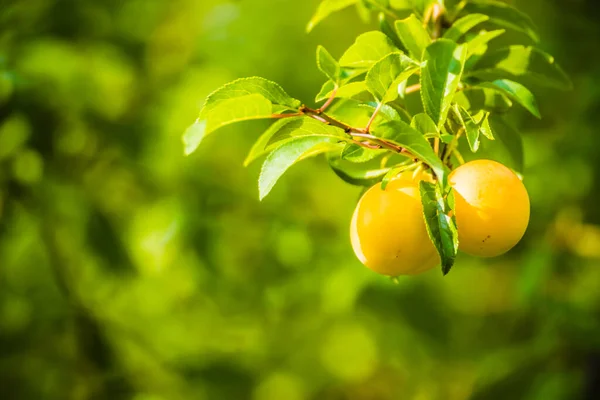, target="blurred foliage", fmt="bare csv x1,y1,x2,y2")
0,0,599,399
